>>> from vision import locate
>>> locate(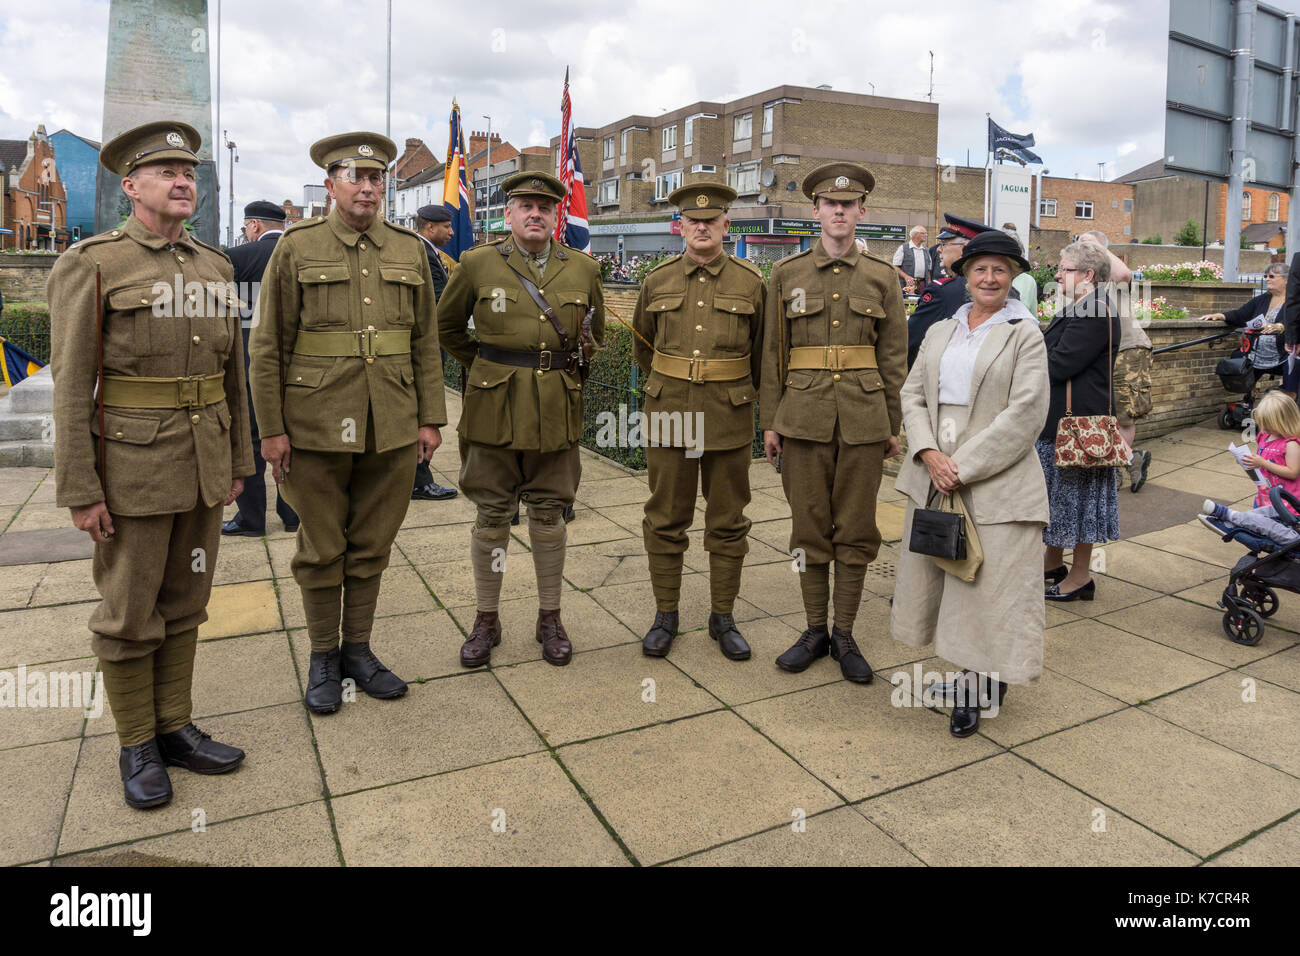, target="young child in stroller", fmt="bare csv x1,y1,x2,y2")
1200,390,1300,546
